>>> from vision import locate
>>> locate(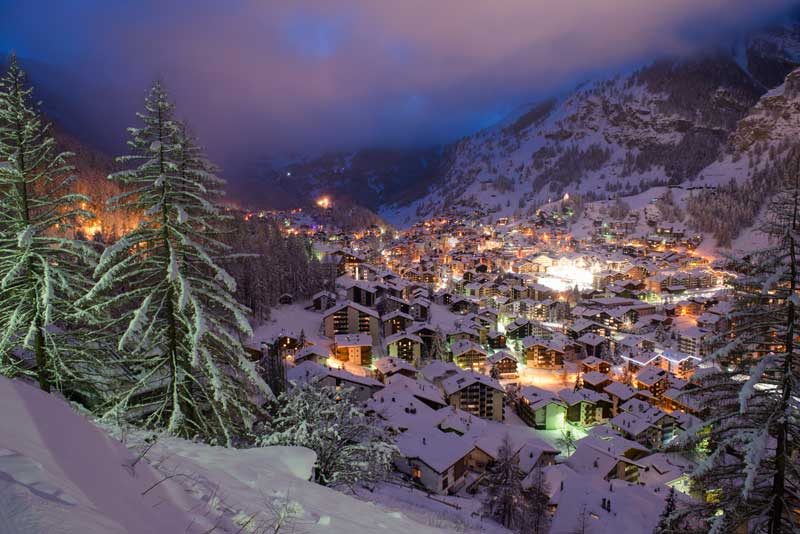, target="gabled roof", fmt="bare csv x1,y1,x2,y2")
395,429,475,474
383,331,424,347
487,350,517,365
373,357,416,376
450,339,487,357
576,332,607,346
582,371,612,386
635,365,669,386
333,333,373,347
322,301,379,319
441,370,503,396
